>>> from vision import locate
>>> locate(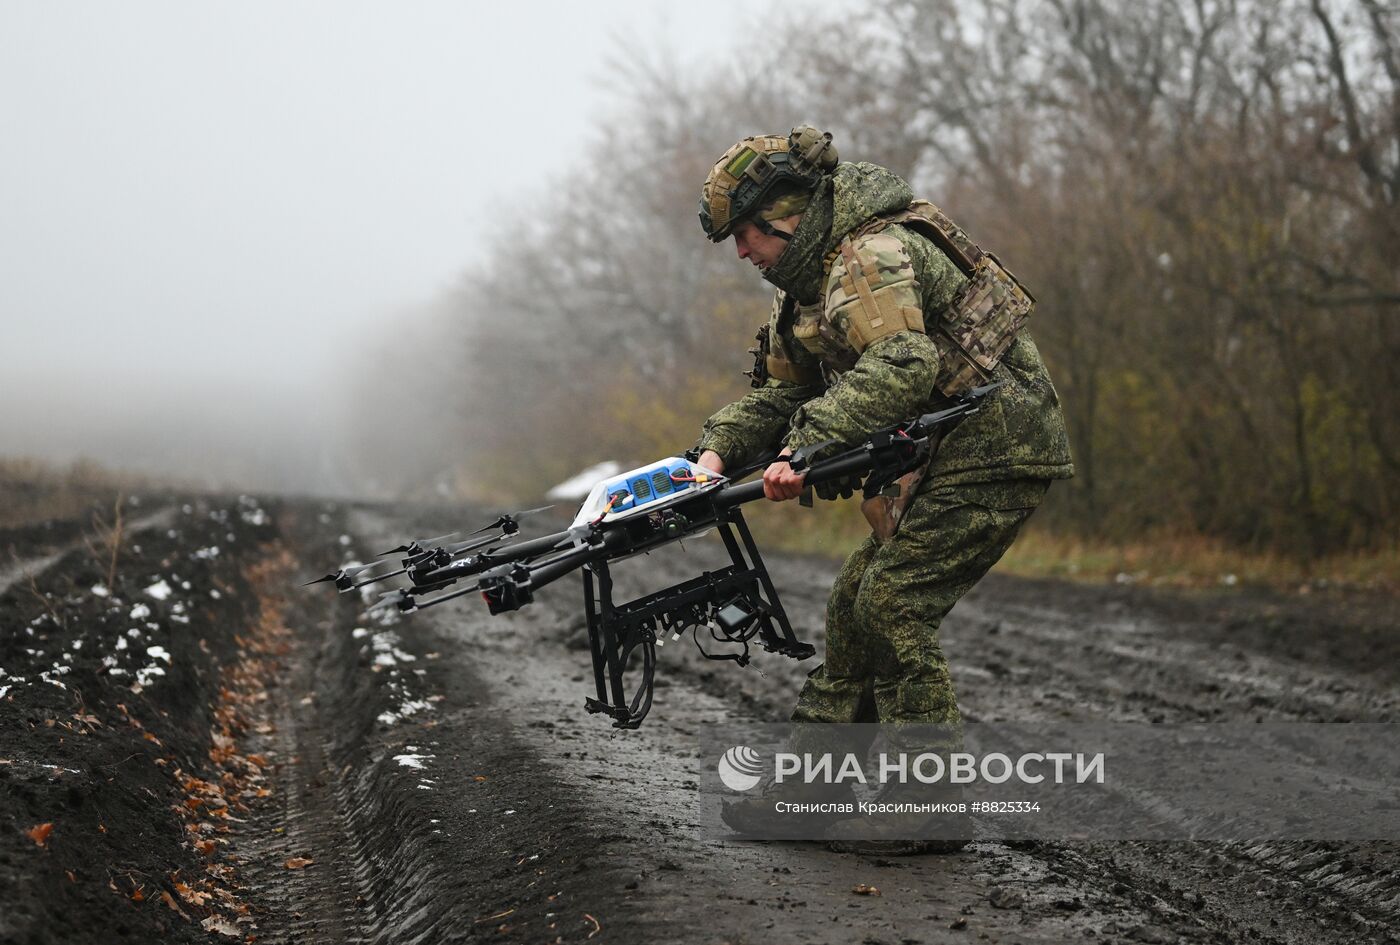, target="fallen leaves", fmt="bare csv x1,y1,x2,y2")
160,889,189,919
284,857,314,870
26,822,54,847
852,883,881,896
174,879,212,906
